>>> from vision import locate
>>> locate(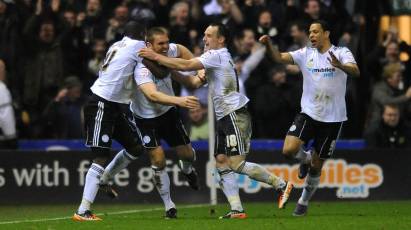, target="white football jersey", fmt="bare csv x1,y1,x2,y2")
90,36,145,104
197,48,249,120
289,45,356,122
131,43,179,118
0,81,11,106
